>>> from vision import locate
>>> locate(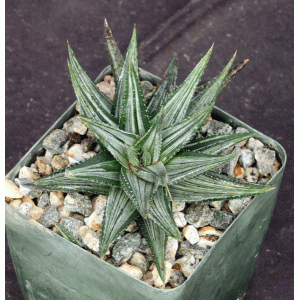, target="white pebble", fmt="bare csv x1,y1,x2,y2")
152,261,172,287
9,200,22,209
118,263,143,280
173,212,187,228
5,179,23,199
172,201,186,212
165,237,179,263
18,201,33,215
49,191,64,207
84,210,104,230
183,225,199,245
67,144,85,162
